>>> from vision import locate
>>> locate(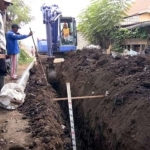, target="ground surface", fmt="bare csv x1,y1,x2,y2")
0,62,71,150
0,32,89,150
1,47,150,150
5,63,29,84
0,63,32,150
